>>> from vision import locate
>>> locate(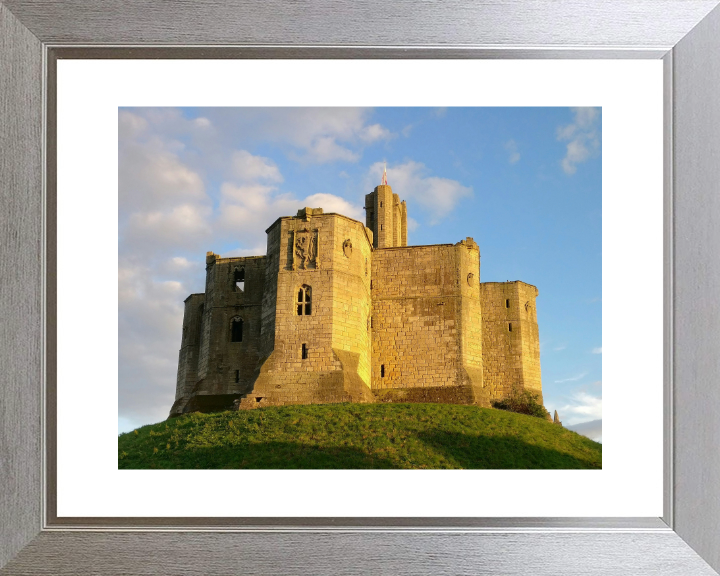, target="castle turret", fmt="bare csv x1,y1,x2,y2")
238,206,375,408
479,281,543,403
364,169,408,249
